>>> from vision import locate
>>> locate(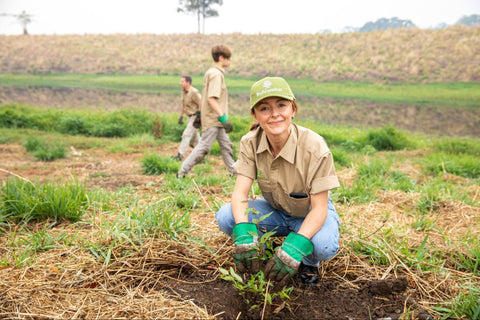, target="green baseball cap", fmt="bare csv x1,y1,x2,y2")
250,77,295,109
